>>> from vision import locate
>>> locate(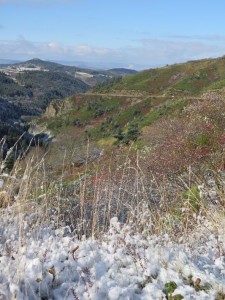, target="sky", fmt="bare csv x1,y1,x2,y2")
1,0,225,70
